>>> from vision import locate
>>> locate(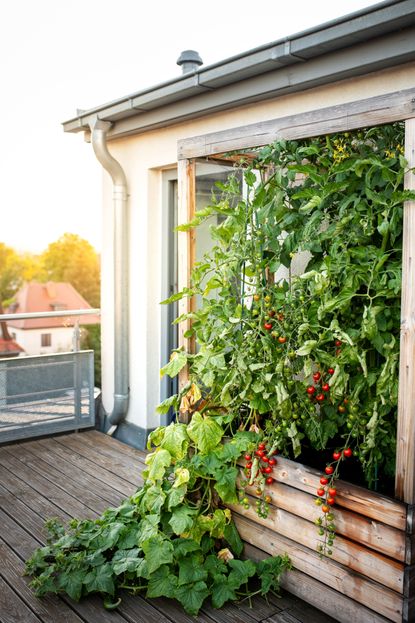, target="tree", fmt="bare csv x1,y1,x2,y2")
0,242,24,303
41,233,101,307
